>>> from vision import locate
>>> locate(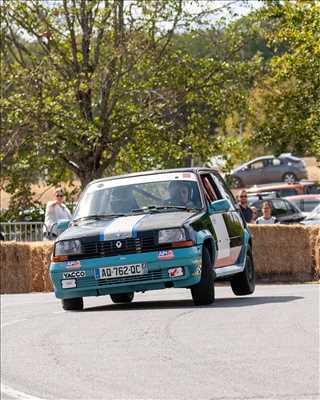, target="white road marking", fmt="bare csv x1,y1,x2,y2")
1,384,48,400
